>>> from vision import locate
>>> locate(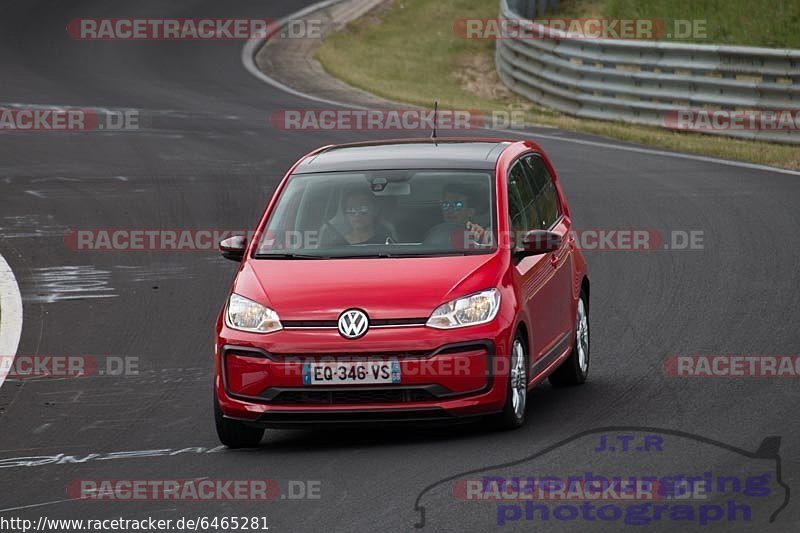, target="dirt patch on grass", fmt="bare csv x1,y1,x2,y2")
453,53,514,101
365,0,396,24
